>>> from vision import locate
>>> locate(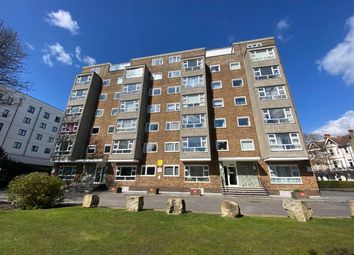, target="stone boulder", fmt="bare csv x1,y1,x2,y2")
282,199,313,222
166,198,186,214
82,194,100,208
126,196,144,212
220,200,241,218
349,200,354,217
